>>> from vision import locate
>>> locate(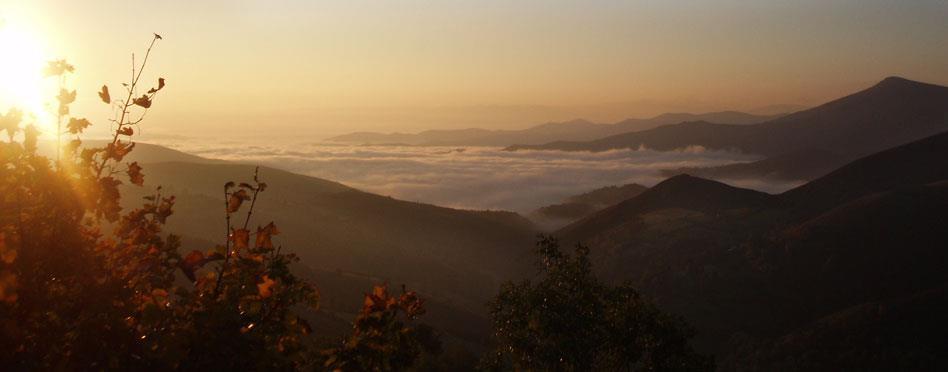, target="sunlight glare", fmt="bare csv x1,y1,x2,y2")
0,20,53,133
